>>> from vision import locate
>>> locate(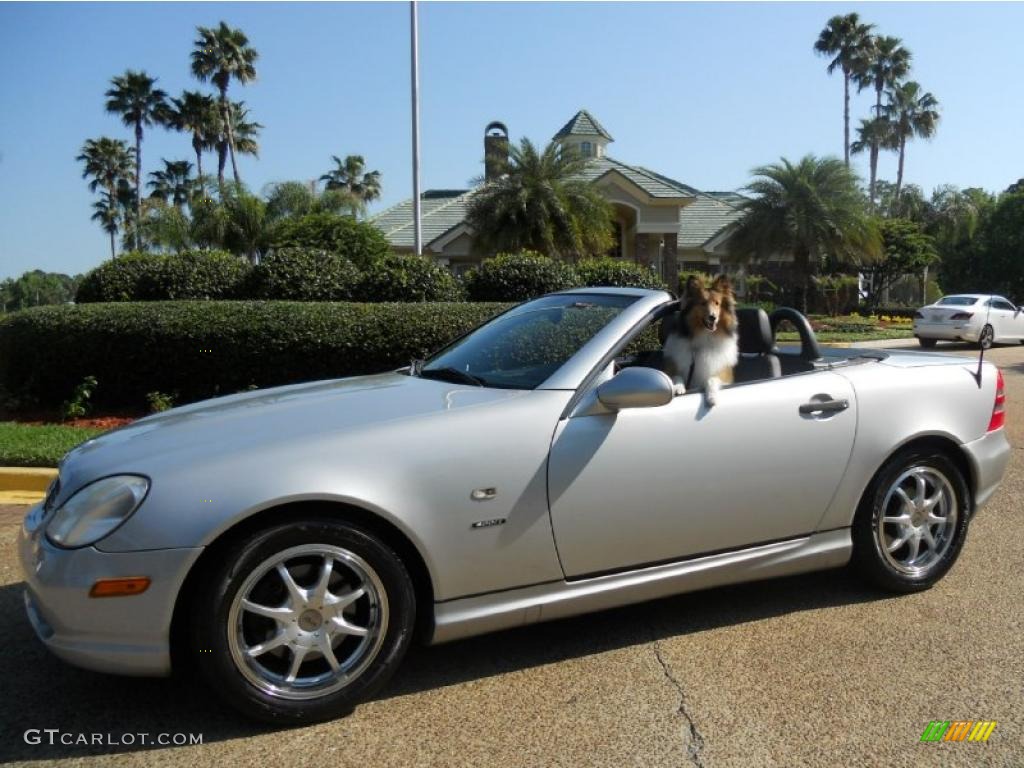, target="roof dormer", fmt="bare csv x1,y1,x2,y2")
553,109,613,159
